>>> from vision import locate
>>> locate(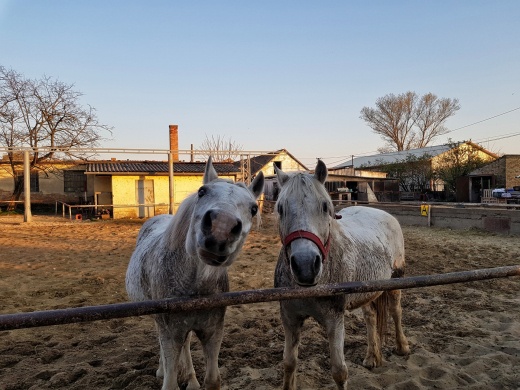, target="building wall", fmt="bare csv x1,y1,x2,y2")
110,174,236,219
470,156,507,186
260,153,306,176
469,155,520,189
505,155,520,188
0,162,85,203
431,145,496,171
328,168,387,179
